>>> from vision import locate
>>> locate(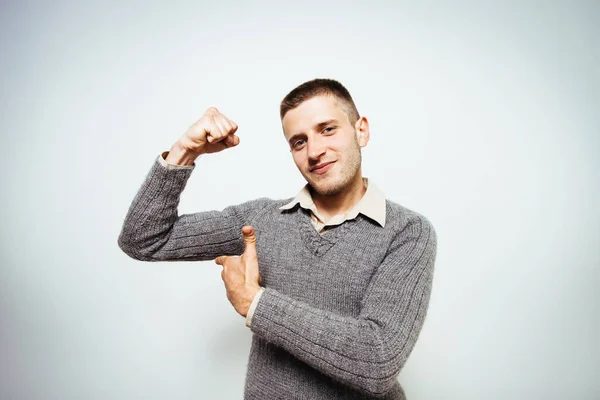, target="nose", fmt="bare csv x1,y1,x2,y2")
307,136,326,161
